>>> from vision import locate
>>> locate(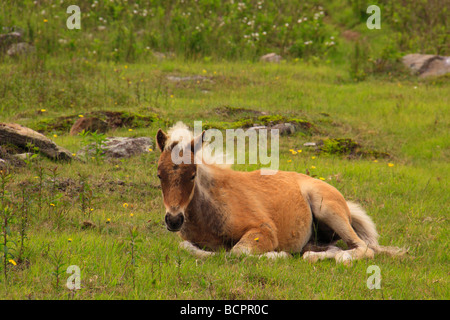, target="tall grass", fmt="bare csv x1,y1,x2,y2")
2,0,446,64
